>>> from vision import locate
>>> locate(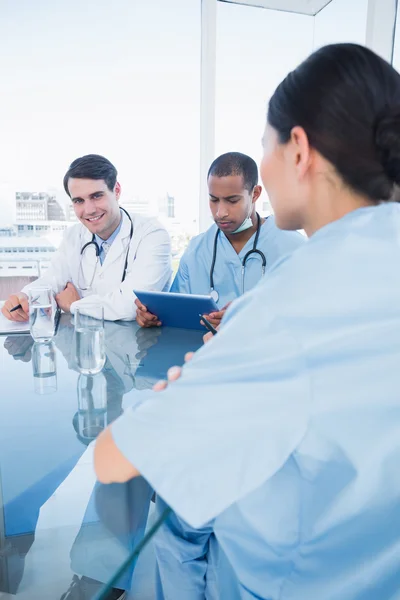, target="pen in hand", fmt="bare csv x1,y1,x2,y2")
10,294,39,313
199,314,218,336
9,304,23,313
